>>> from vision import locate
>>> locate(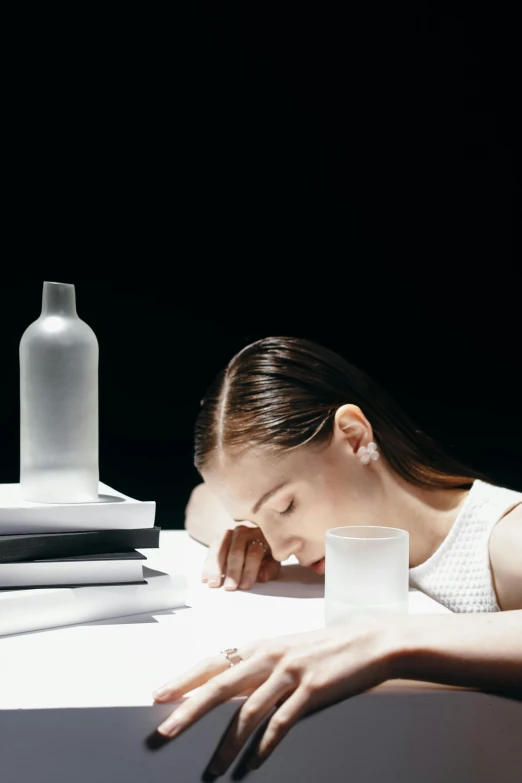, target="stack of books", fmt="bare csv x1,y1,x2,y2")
0,482,187,637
